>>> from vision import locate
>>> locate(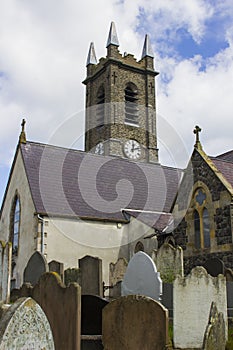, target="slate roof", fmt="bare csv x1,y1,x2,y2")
123,210,173,232
210,156,233,188
215,150,233,163
20,141,182,223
